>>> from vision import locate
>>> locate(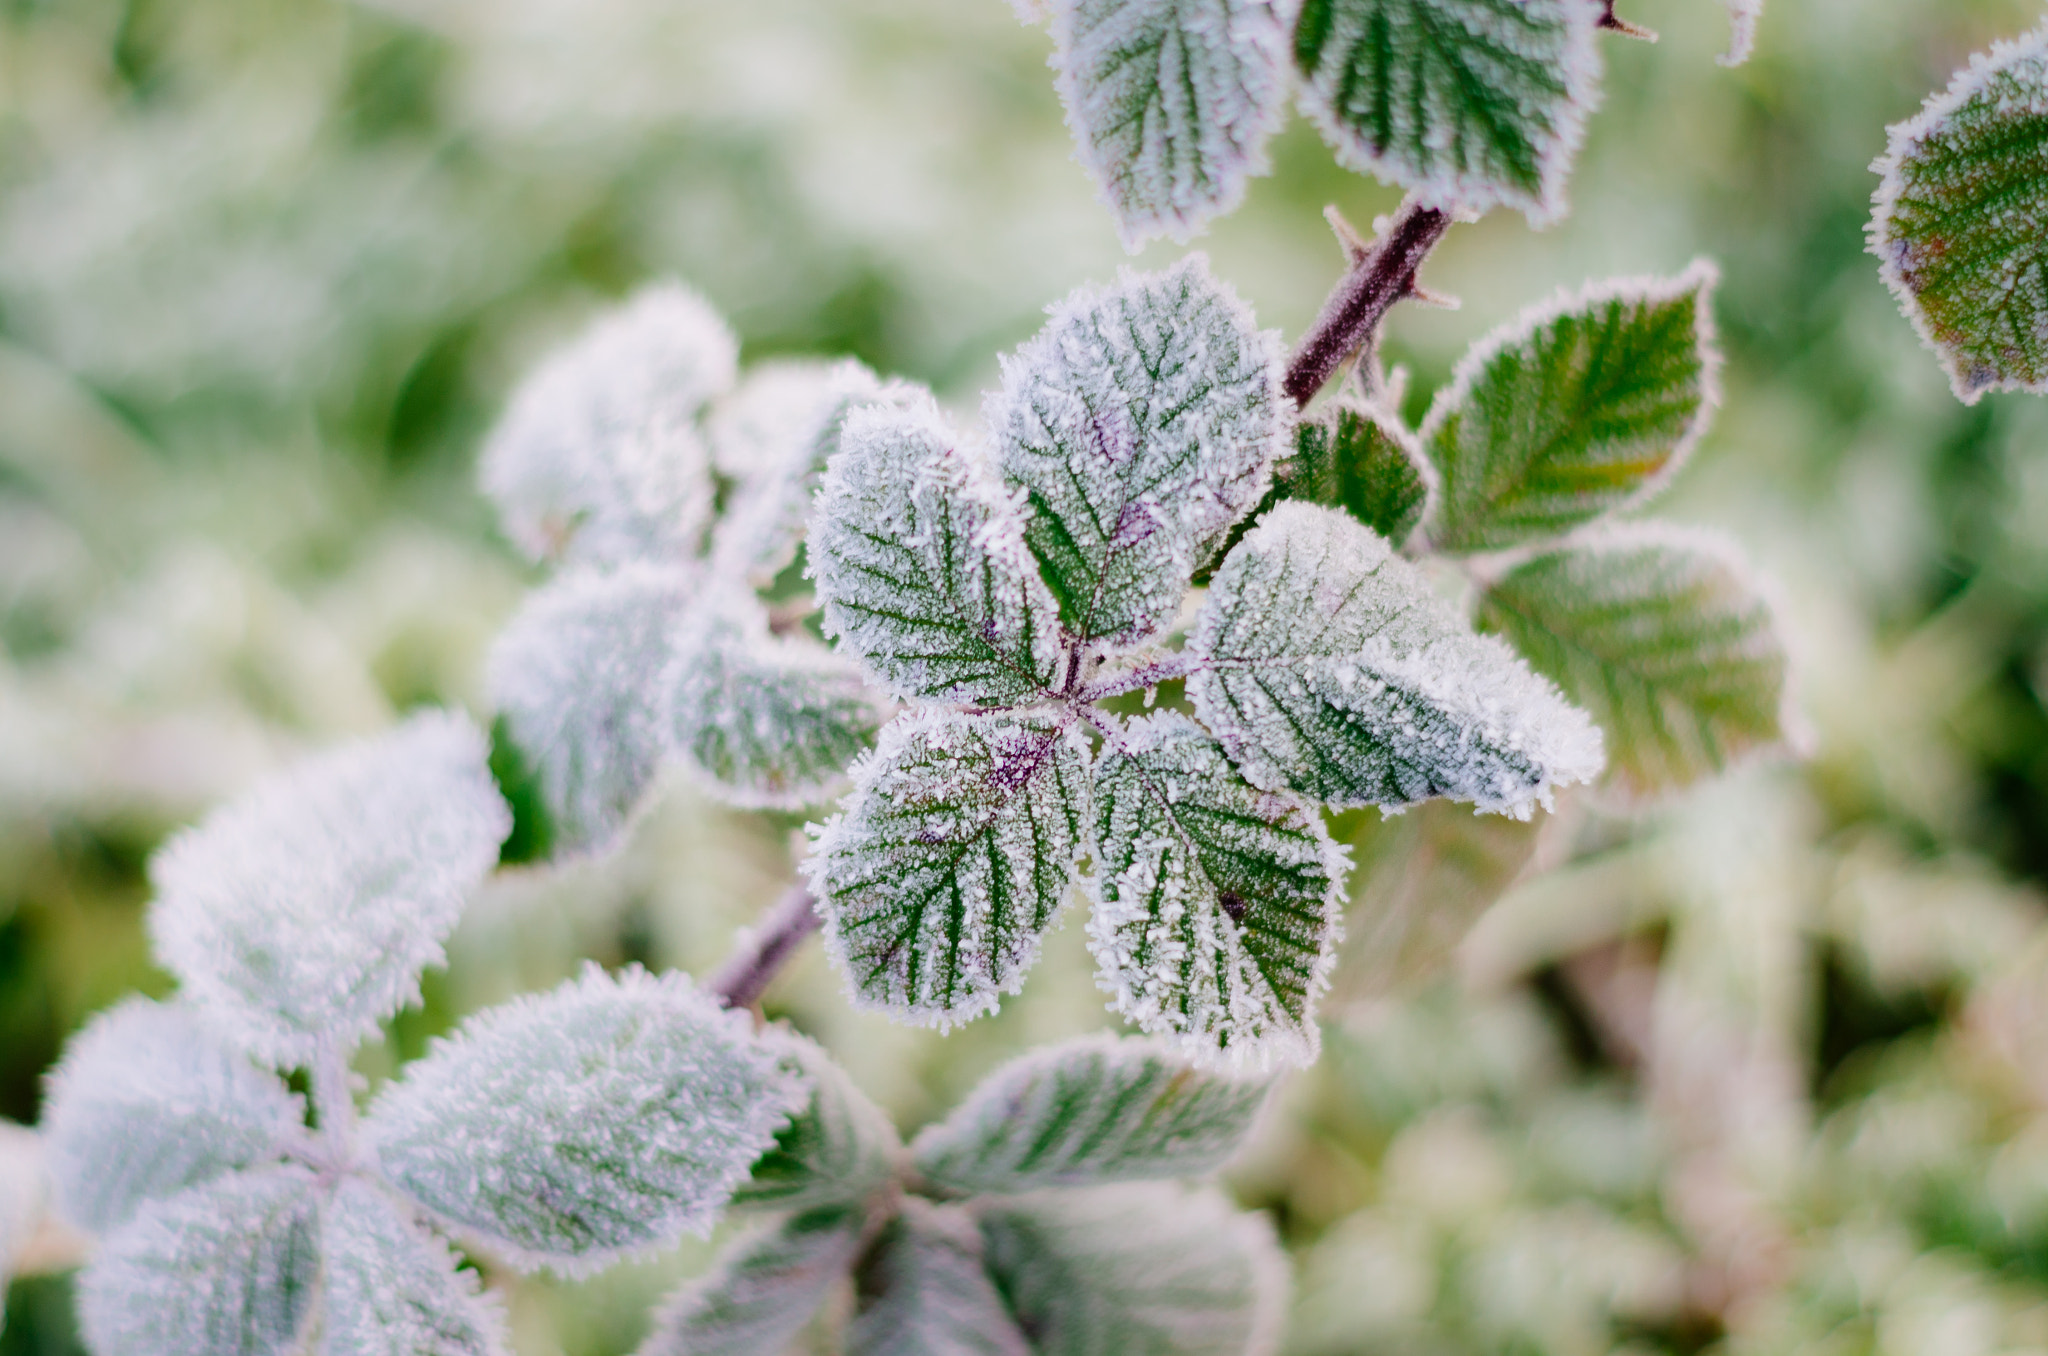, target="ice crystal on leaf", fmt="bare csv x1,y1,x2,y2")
148,711,510,1068
1086,713,1344,1072
1050,0,1294,249
319,1179,509,1356
850,1199,1030,1356
1279,399,1434,548
806,708,1091,1029
479,283,734,566
1191,502,1604,816
986,255,1284,649
364,965,807,1275
731,1029,903,1213
909,1035,1271,1193
639,1206,866,1356
41,998,301,1234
